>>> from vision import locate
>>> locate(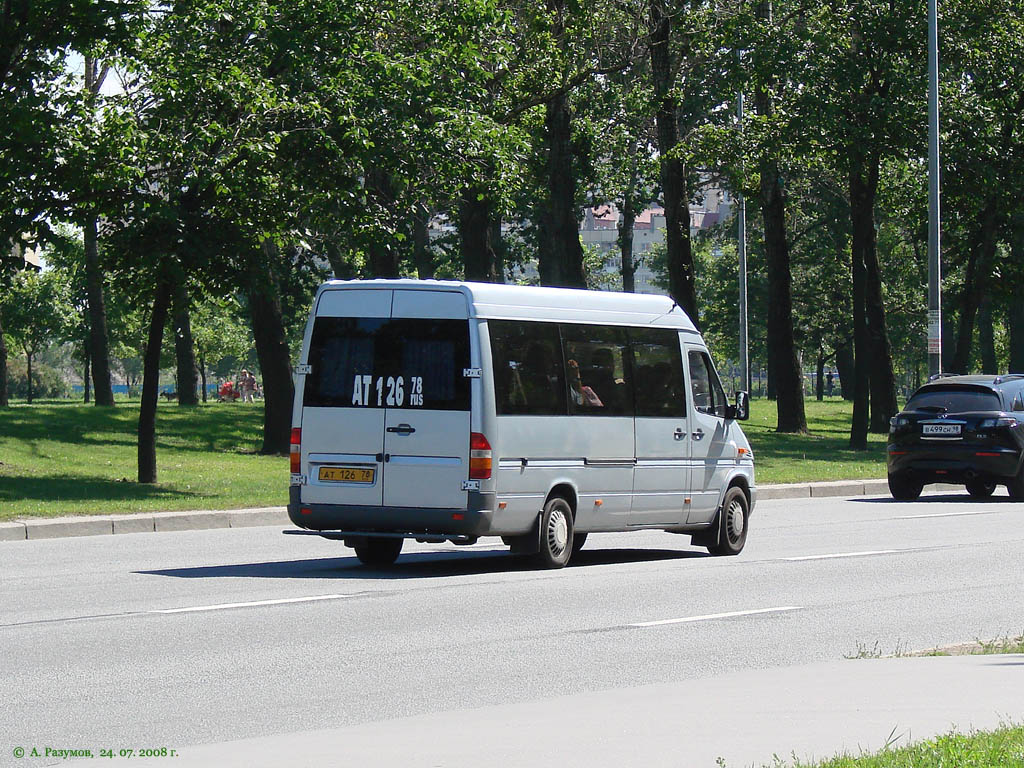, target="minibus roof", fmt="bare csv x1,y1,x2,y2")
317,279,698,332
